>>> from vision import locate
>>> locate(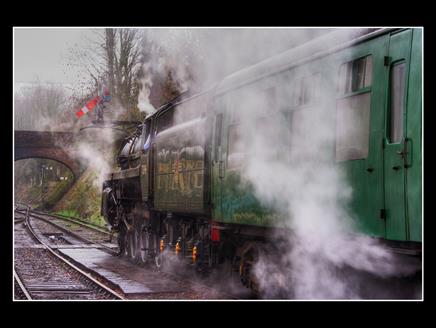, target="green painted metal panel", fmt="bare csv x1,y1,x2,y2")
154,119,206,214
384,30,412,241
406,29,422,242
209,29,421,244
337,36,388,238
140,152,149,201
